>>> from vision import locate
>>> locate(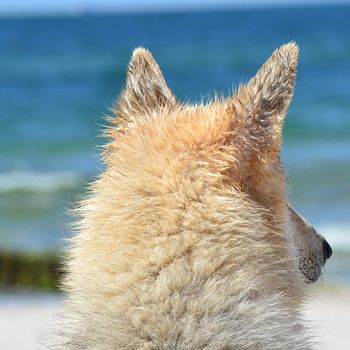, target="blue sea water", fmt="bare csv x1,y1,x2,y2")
0,5,349,282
